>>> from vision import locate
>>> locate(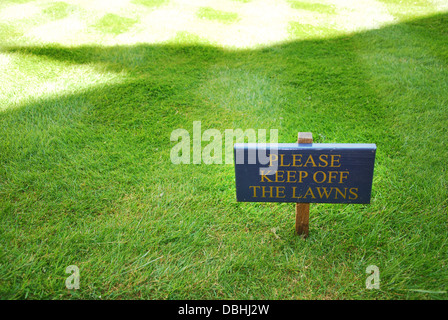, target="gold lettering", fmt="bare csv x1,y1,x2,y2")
262,186,274,198
303,187,316,199
316,187,332,199
298,171,308,183
275,186,286,198
260,170,273,182
330,155,341,167
334,187,347,199
304,154,317,167
249,186,260,197
292,154,303,167
327,171,338,183
339,171,349,184
286,170,297,183
292,186,302,199
269,153,278,167
313,171,326,183
275,170,285,183
318,154,328,167
349,188,358,200
279,154,290,167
